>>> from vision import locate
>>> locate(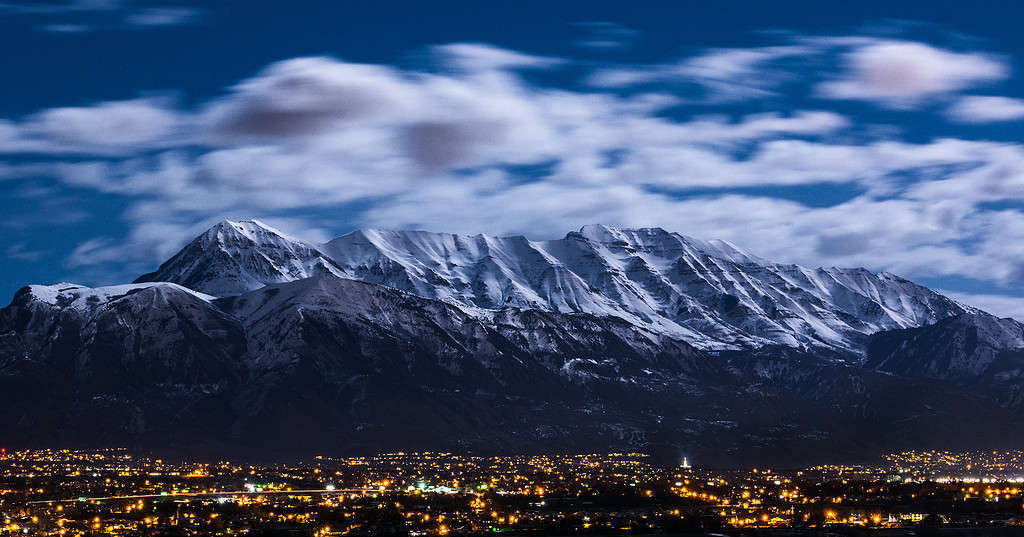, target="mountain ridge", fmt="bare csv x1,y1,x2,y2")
134,219,972,355
4,271,1020,464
